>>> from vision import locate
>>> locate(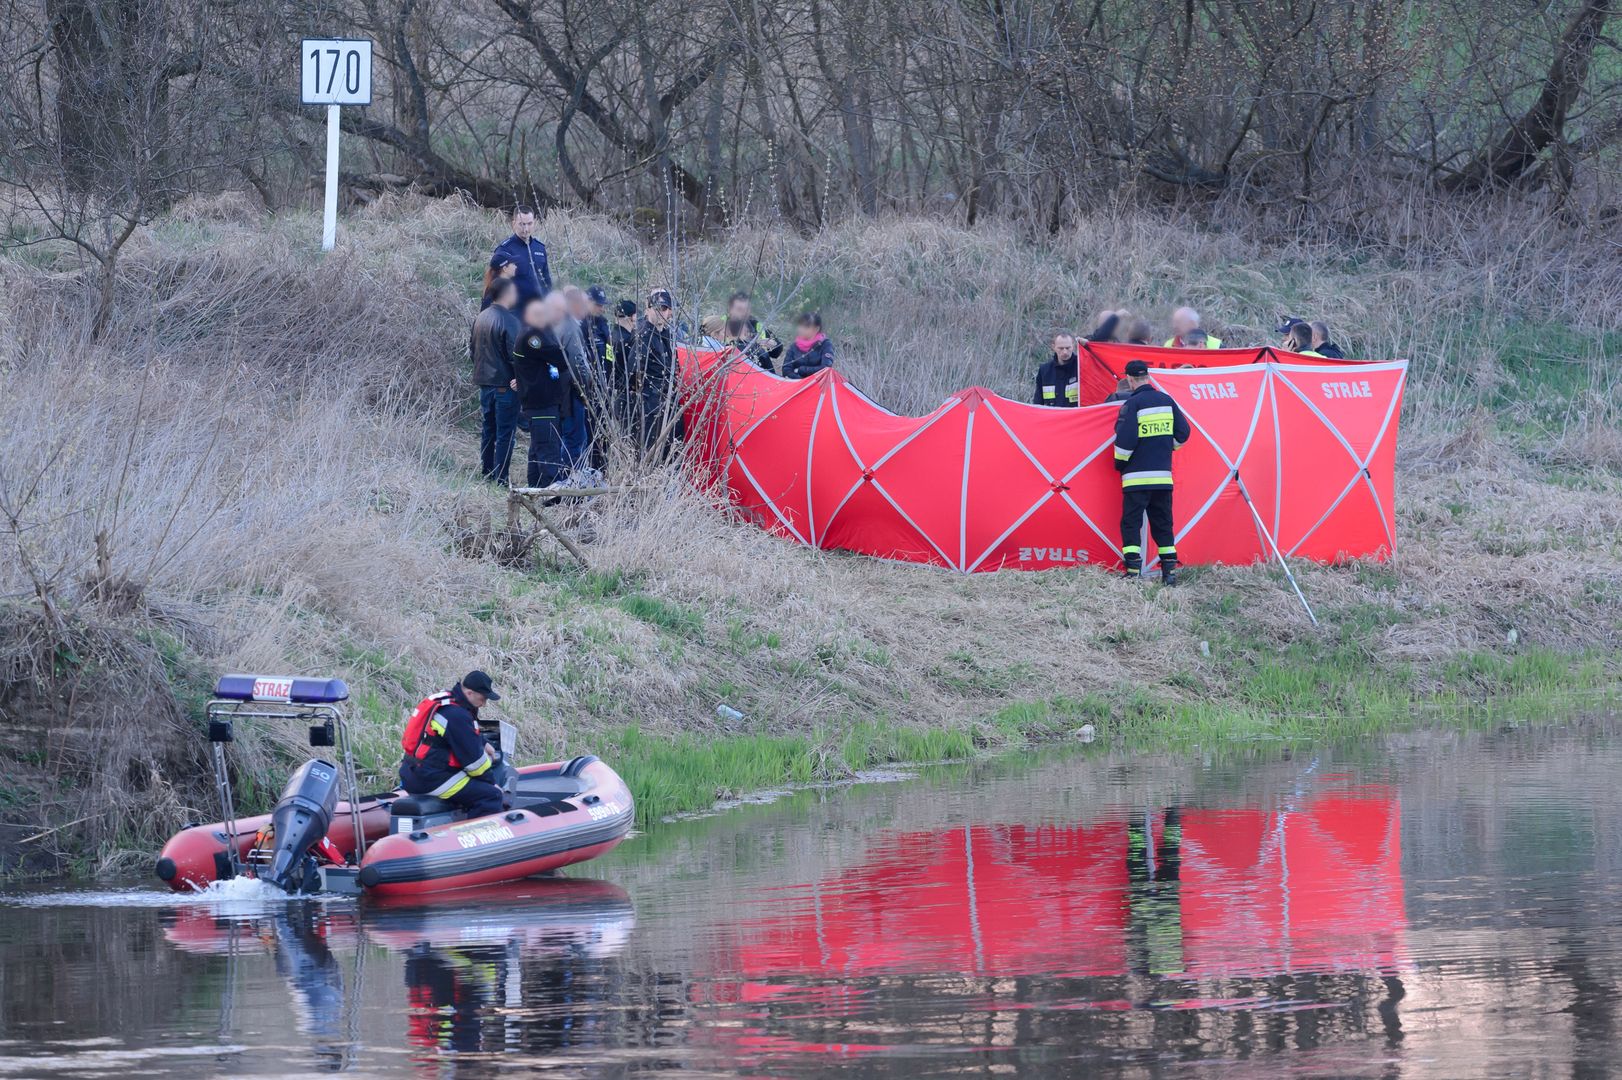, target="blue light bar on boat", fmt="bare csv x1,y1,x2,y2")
213,674,350,704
